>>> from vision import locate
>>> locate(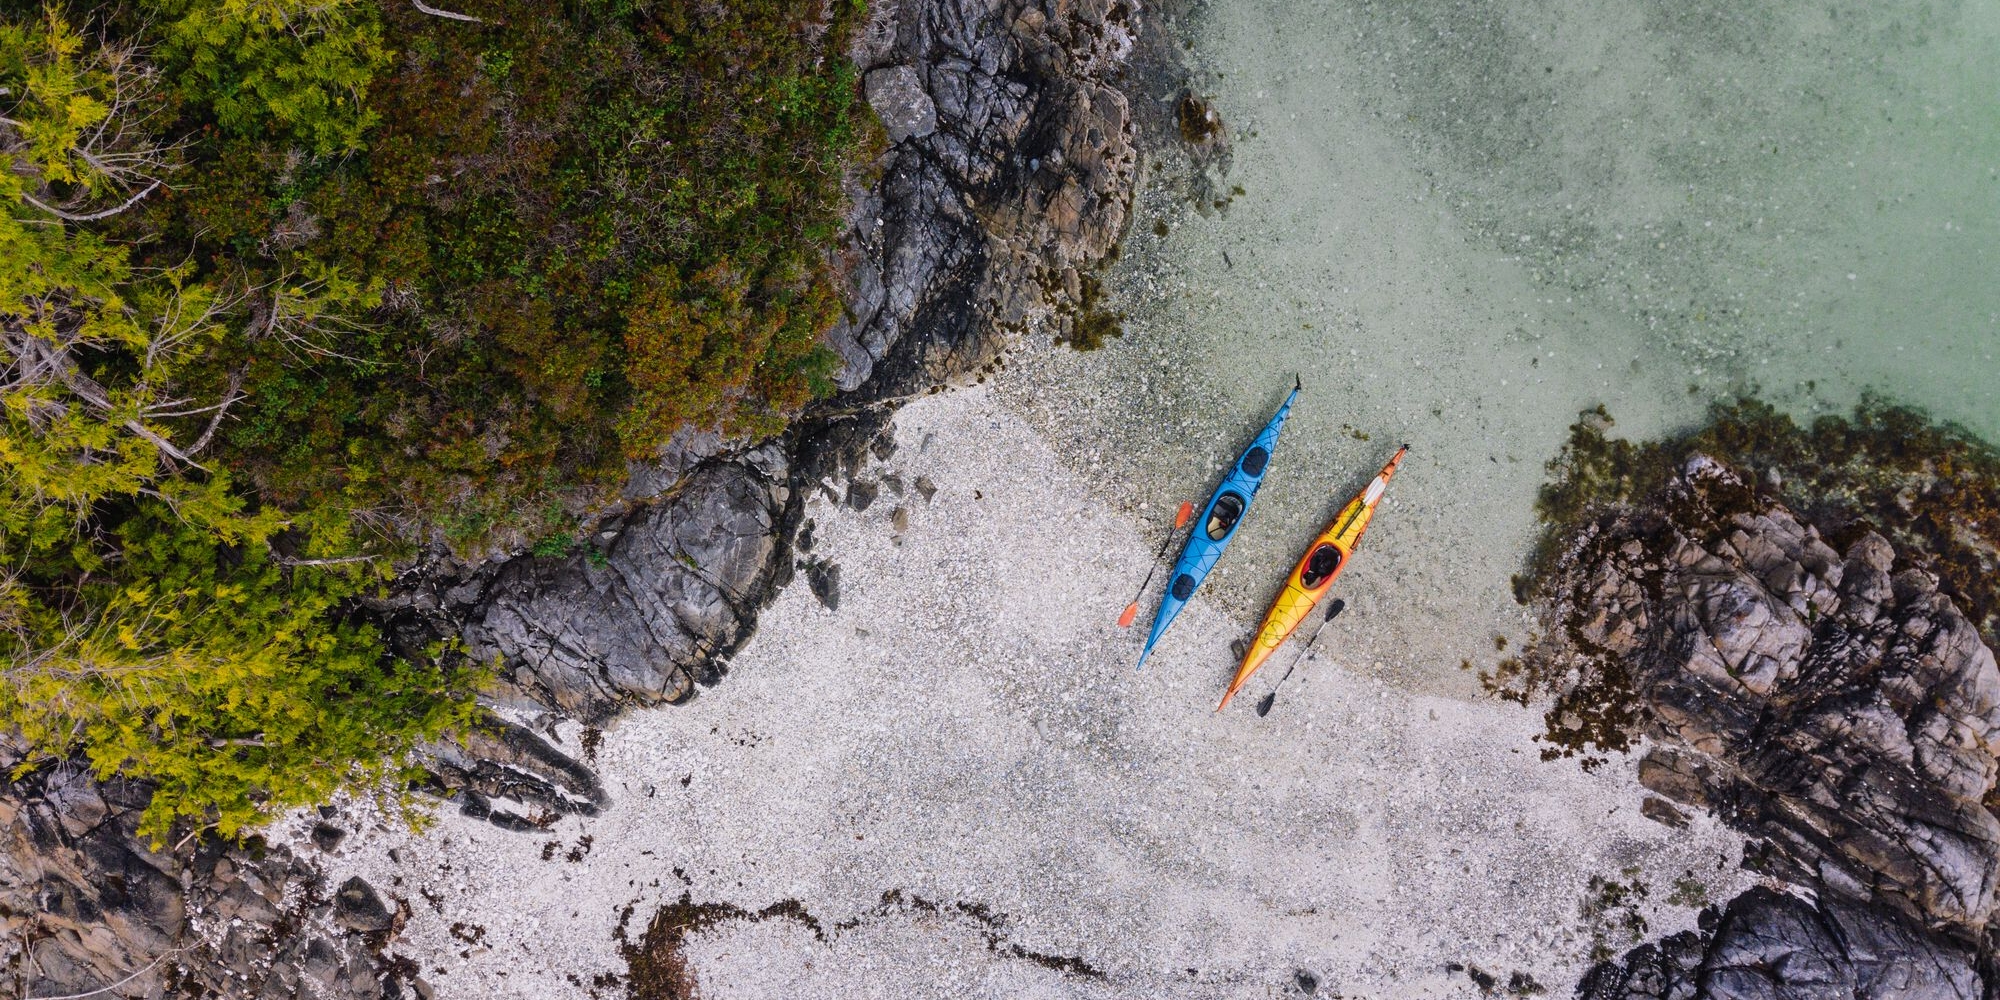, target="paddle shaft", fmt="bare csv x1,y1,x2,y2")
1131,528,1181,596
1261,599,1345,710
